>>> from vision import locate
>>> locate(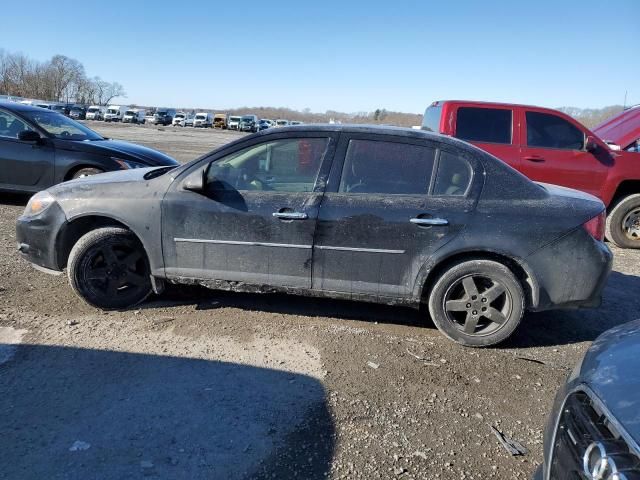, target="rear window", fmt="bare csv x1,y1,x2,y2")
433,151,473,196
526,112,585,150
455,107,512,144
422,104,443,132
339,139,436,195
